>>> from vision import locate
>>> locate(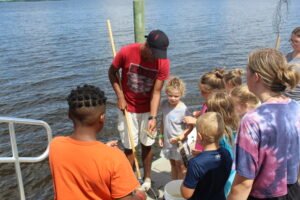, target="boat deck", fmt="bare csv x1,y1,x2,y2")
147,157,172,200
